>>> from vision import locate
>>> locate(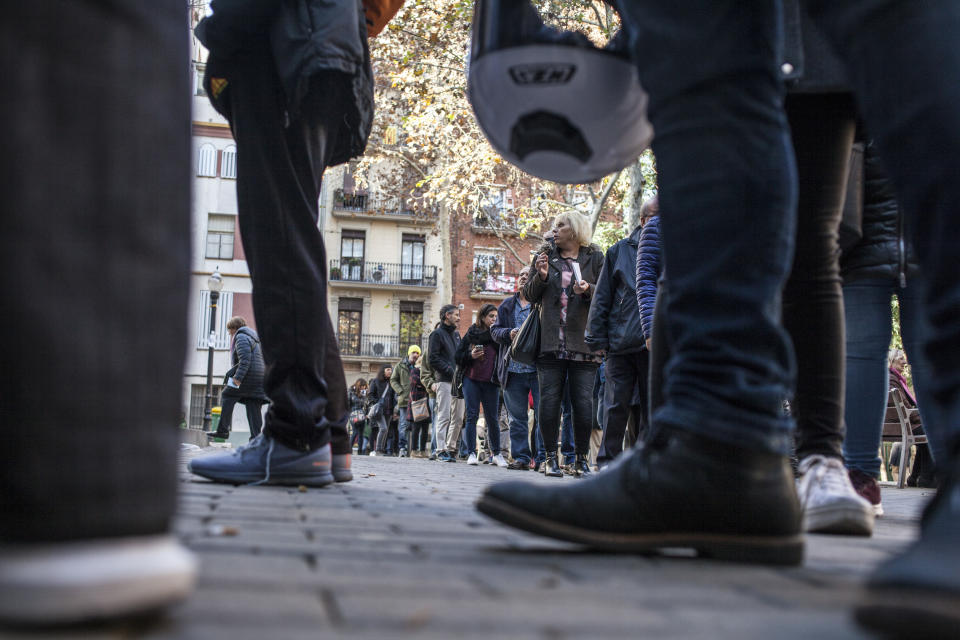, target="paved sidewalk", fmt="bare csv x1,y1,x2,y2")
6,449,932,640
